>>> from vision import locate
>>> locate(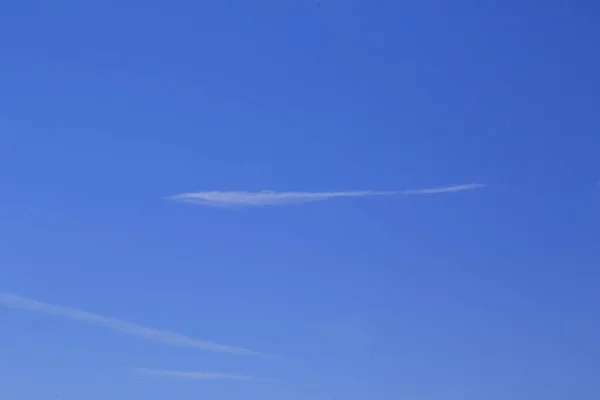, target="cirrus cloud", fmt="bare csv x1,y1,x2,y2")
166,184,485,208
